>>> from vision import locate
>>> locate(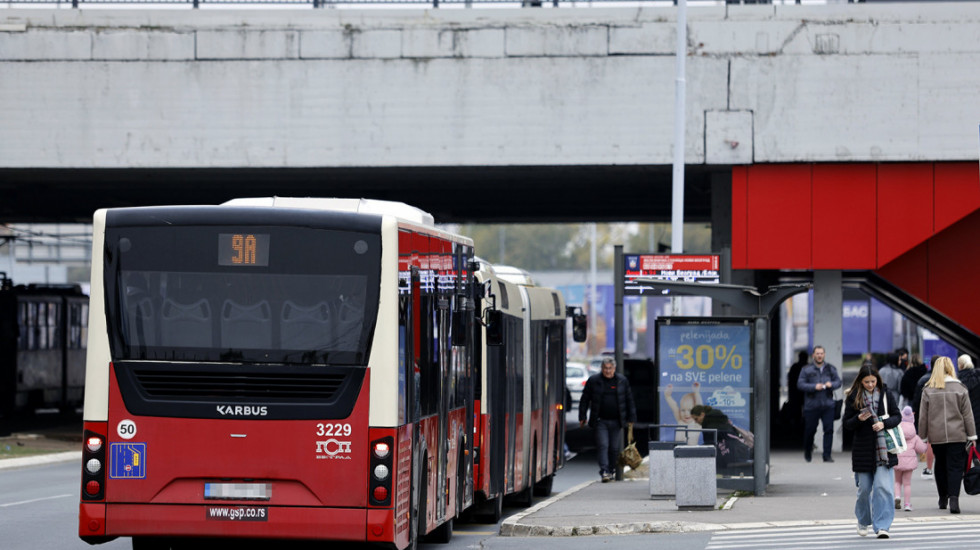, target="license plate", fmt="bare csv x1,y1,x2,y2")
205,506,268,522
204,482,271,500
